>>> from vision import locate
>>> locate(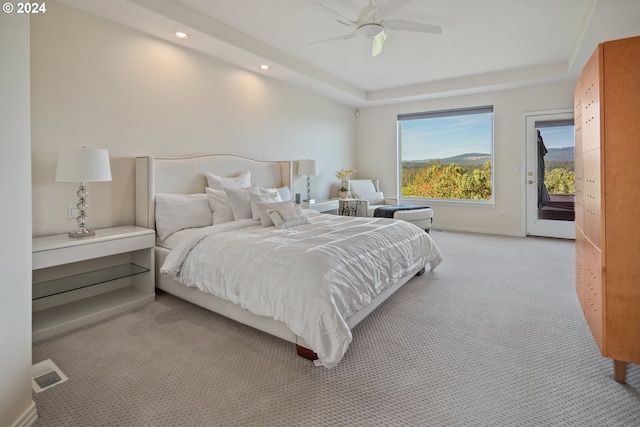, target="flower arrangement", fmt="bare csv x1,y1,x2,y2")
336,169,357,191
